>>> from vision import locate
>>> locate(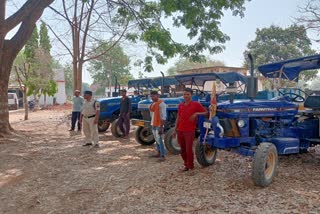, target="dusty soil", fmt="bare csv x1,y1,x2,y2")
0,108,320,213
